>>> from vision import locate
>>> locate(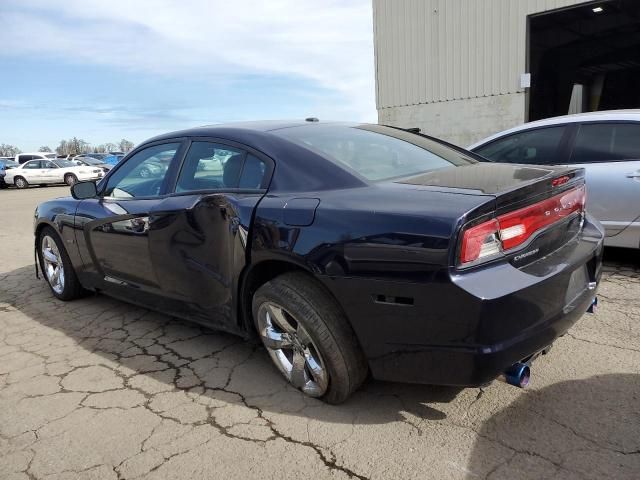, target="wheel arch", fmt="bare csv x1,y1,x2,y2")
238,258,354,341
34,221,61,259
13,175,27,186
